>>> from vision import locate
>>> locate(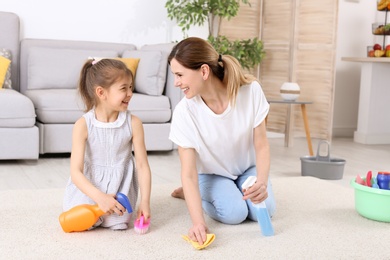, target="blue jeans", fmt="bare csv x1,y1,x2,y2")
198,166,276,224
